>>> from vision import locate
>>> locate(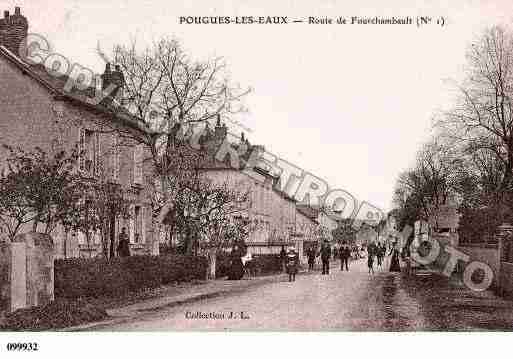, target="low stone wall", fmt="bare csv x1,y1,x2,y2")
456,244,500,288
